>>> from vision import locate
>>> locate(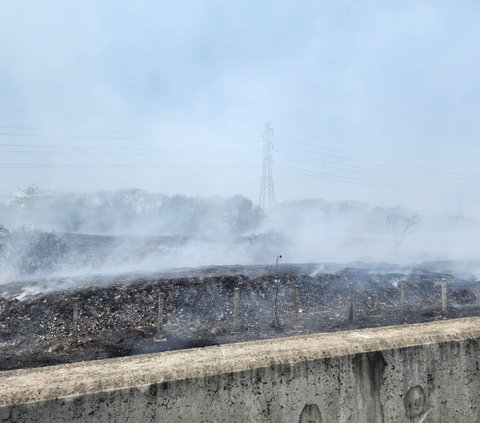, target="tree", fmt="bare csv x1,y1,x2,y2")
386,213,420,250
